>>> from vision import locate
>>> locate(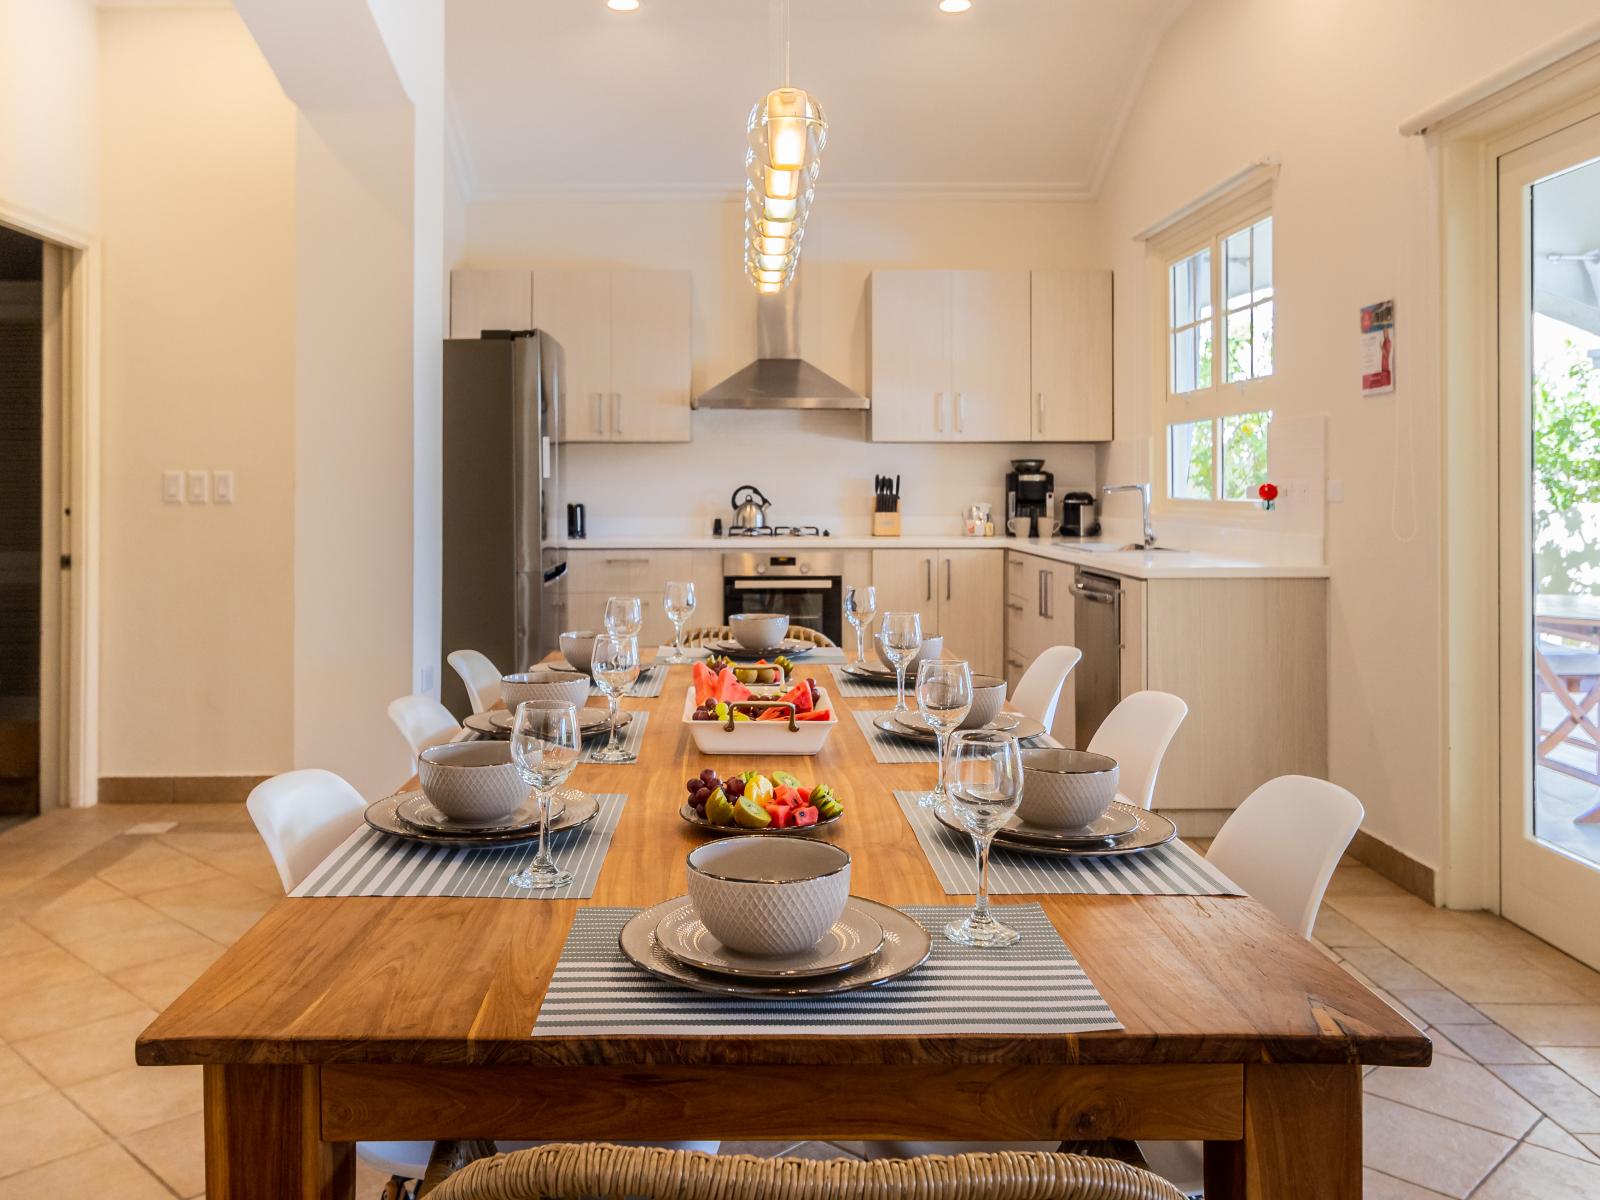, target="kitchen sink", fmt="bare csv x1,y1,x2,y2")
1119,544,1185,552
